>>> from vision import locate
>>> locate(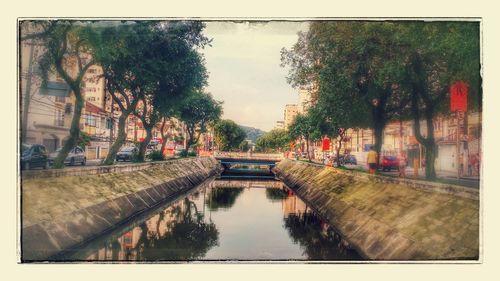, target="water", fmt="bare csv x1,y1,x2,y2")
59,179,362,261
